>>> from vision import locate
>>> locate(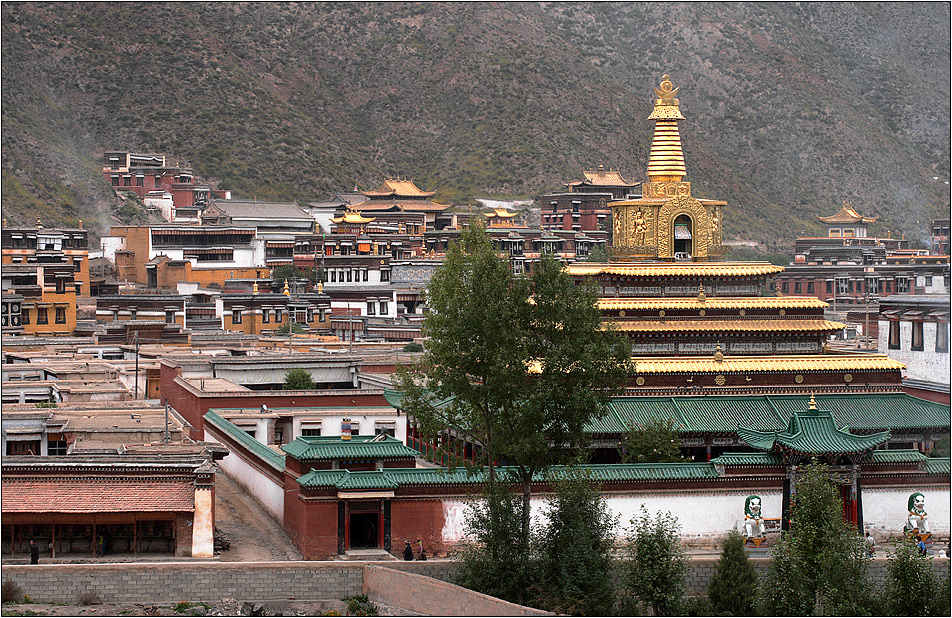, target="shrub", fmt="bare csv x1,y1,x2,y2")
78,591,101,606
624,506,687,616
402,342,423,353
283,367,316,390
886,541,949,616
342,595,378,616
709,530,758,615
2,580,24,603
